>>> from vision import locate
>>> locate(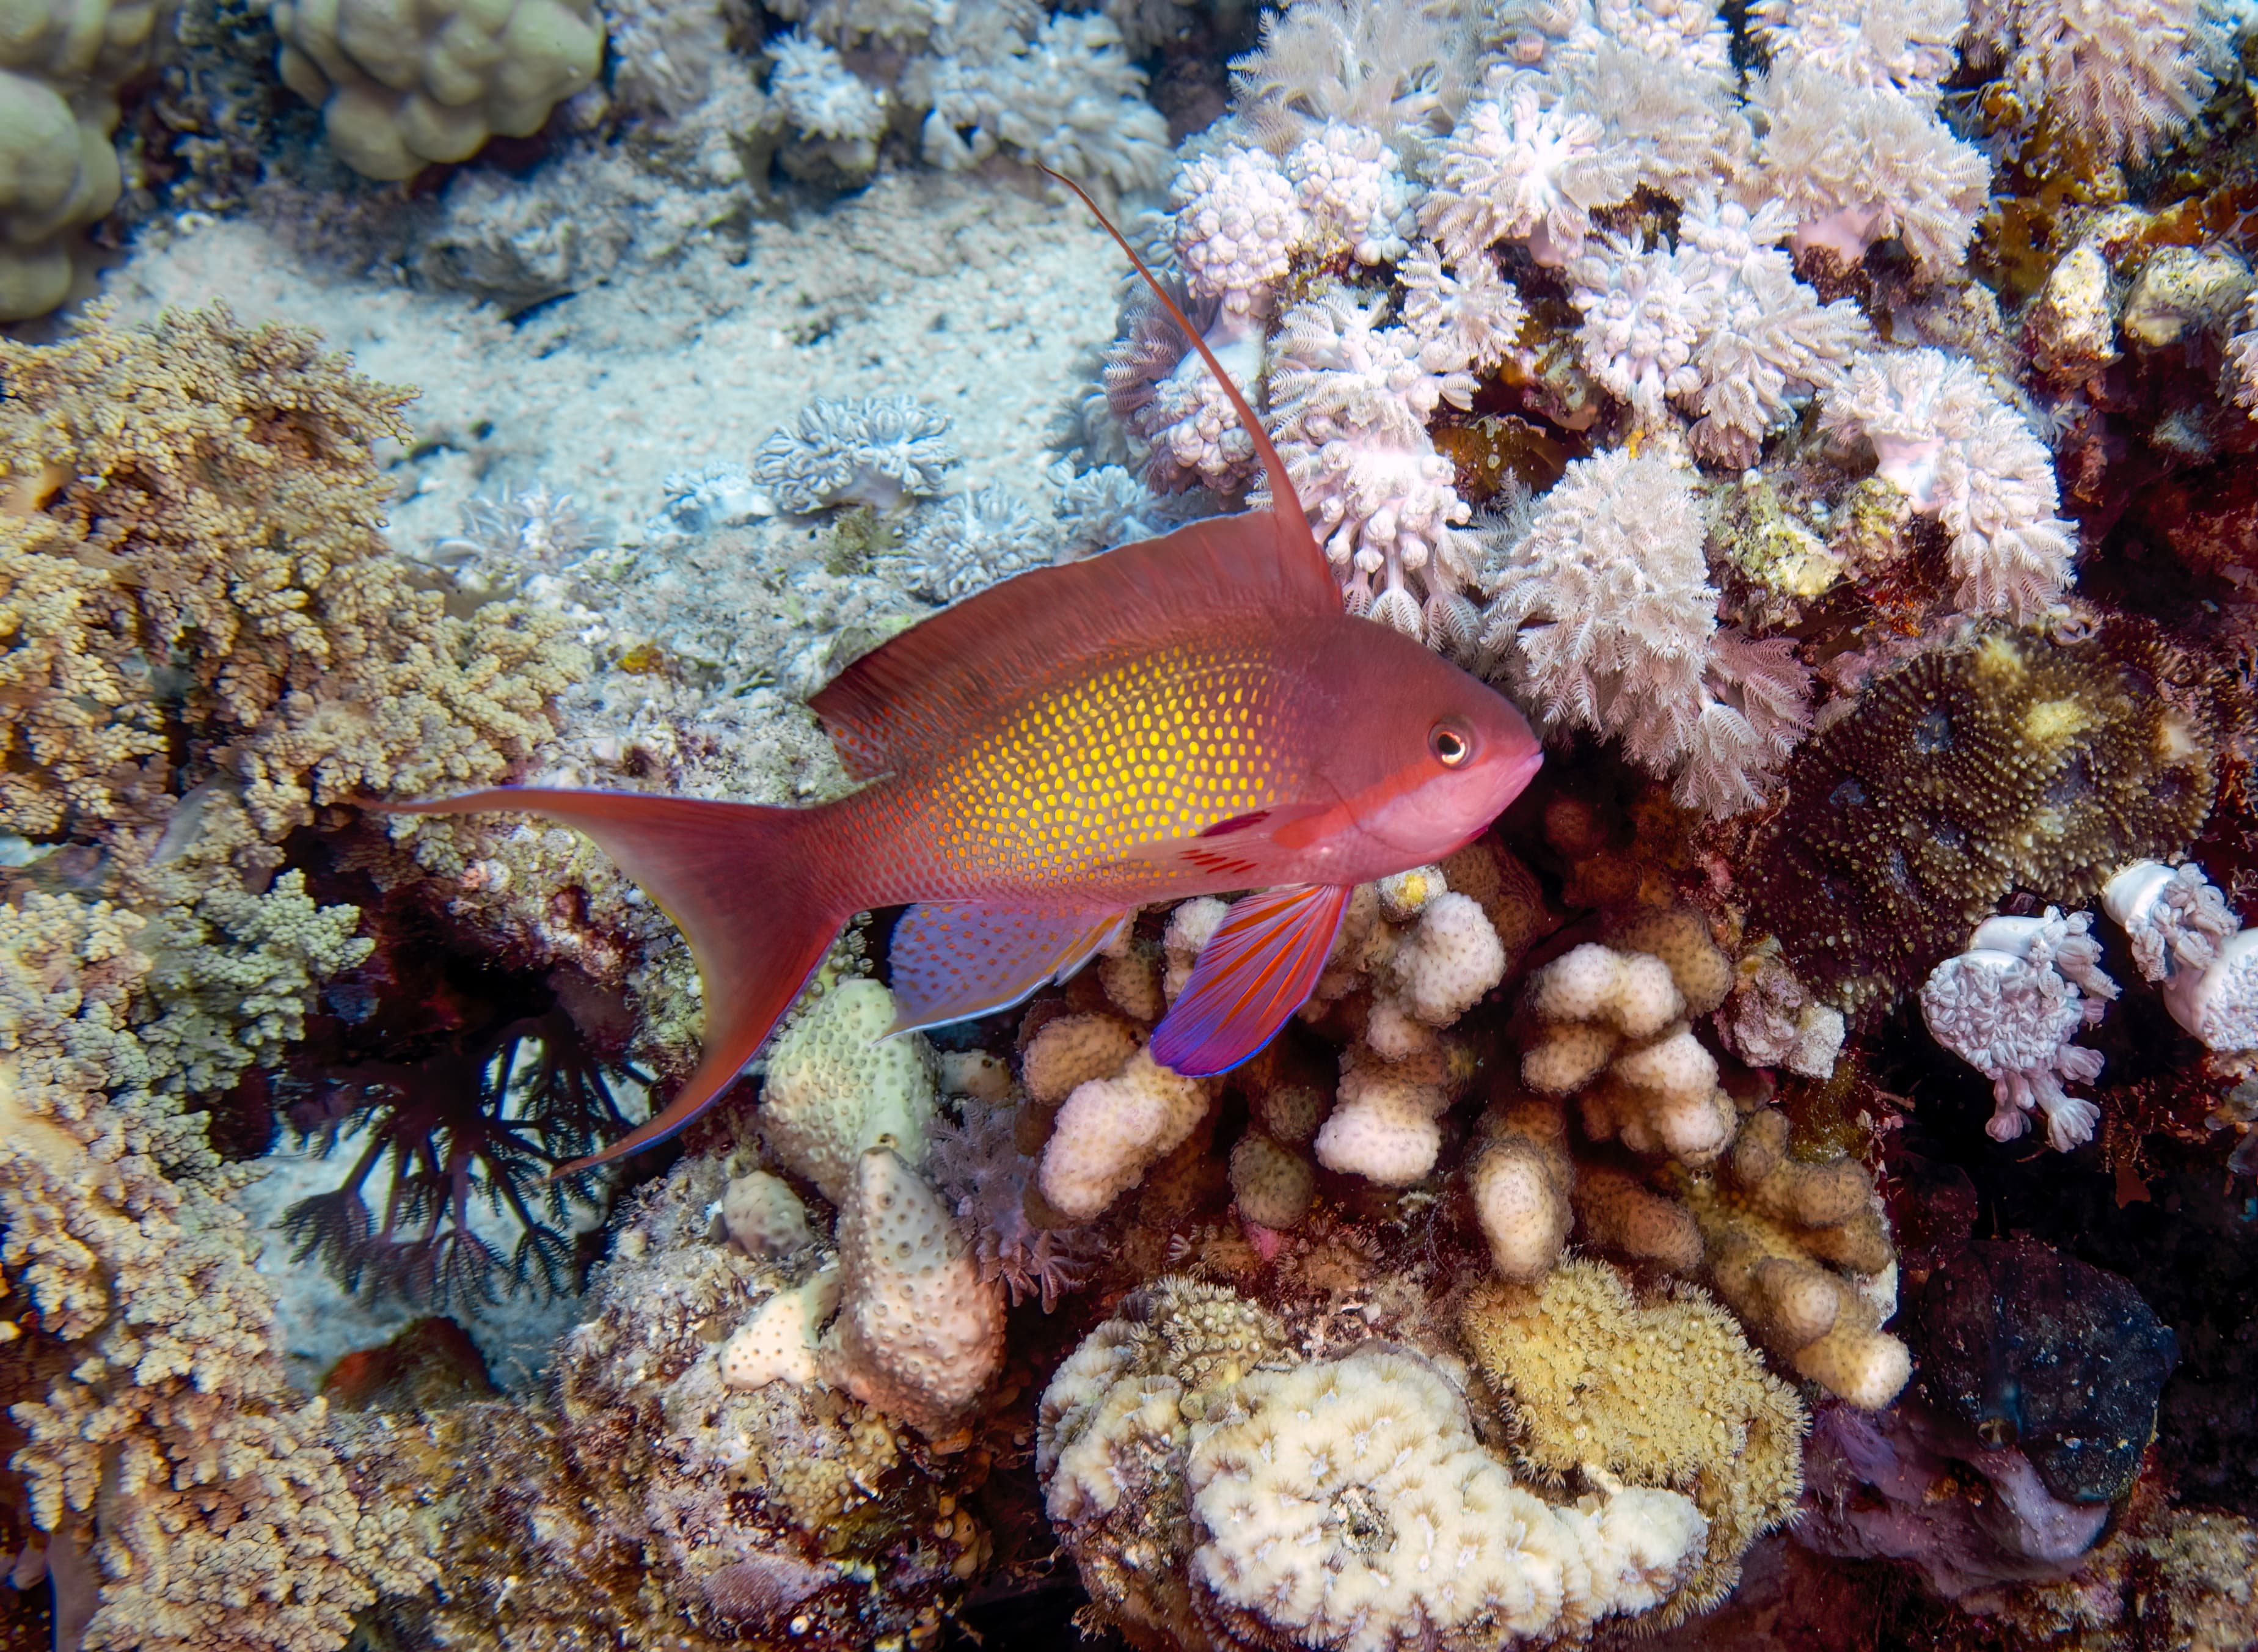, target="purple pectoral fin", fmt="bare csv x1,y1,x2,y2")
886,902,1134,1035
1150,883,1350,1077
